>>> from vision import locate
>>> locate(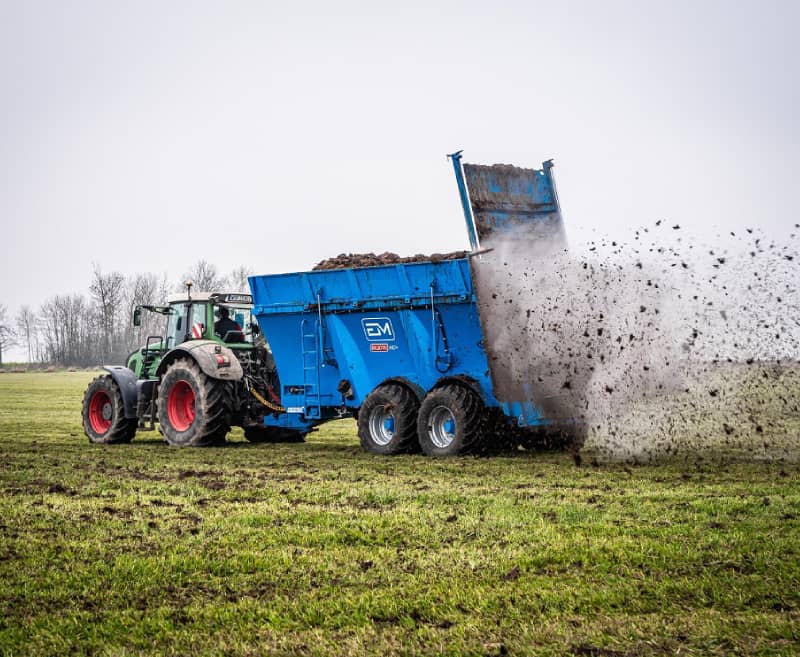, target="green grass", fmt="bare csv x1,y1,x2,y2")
0,372,798,656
